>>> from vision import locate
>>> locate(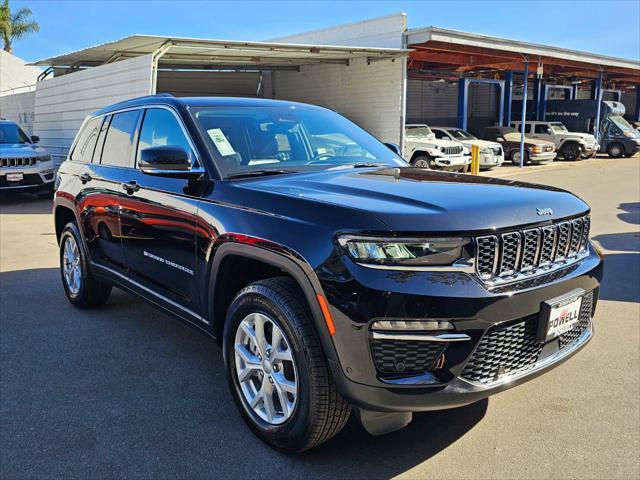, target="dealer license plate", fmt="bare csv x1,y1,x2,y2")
538,289,584,342
6,173,23,182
